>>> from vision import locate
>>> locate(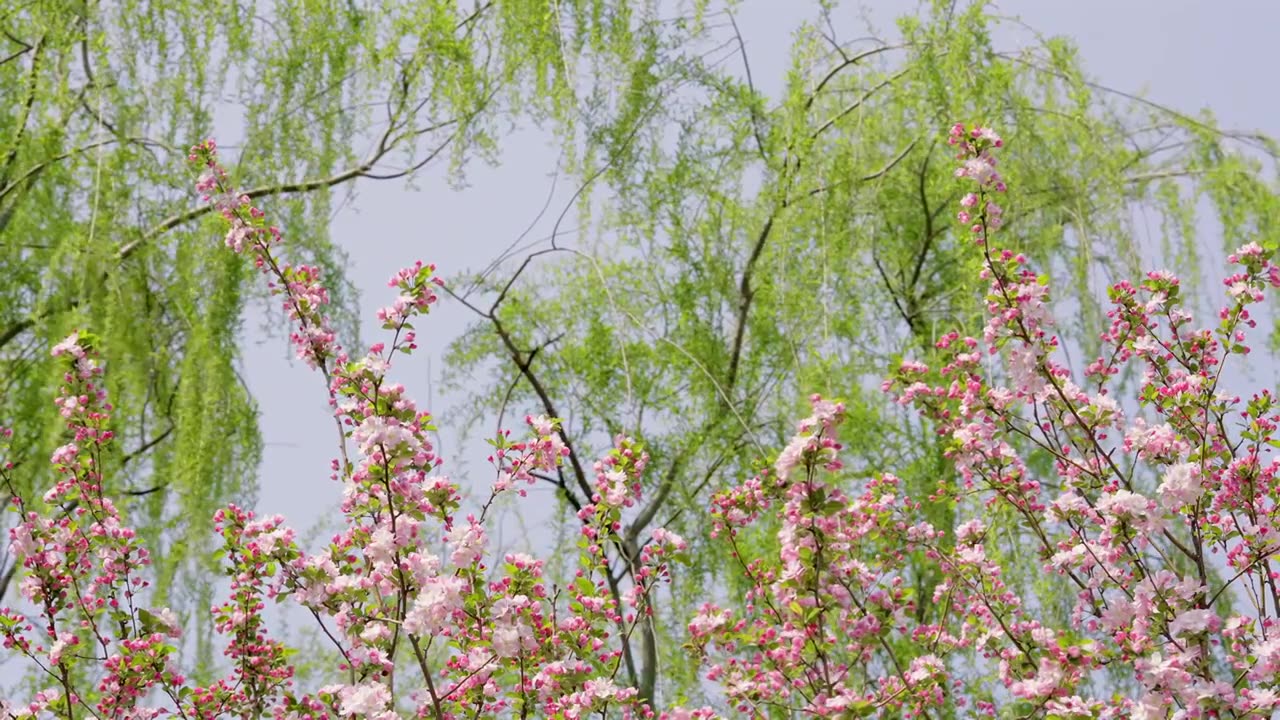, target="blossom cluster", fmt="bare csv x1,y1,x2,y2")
0,332,183,718
0,144,686,719
5,125,1280,720
686,125,1280,718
